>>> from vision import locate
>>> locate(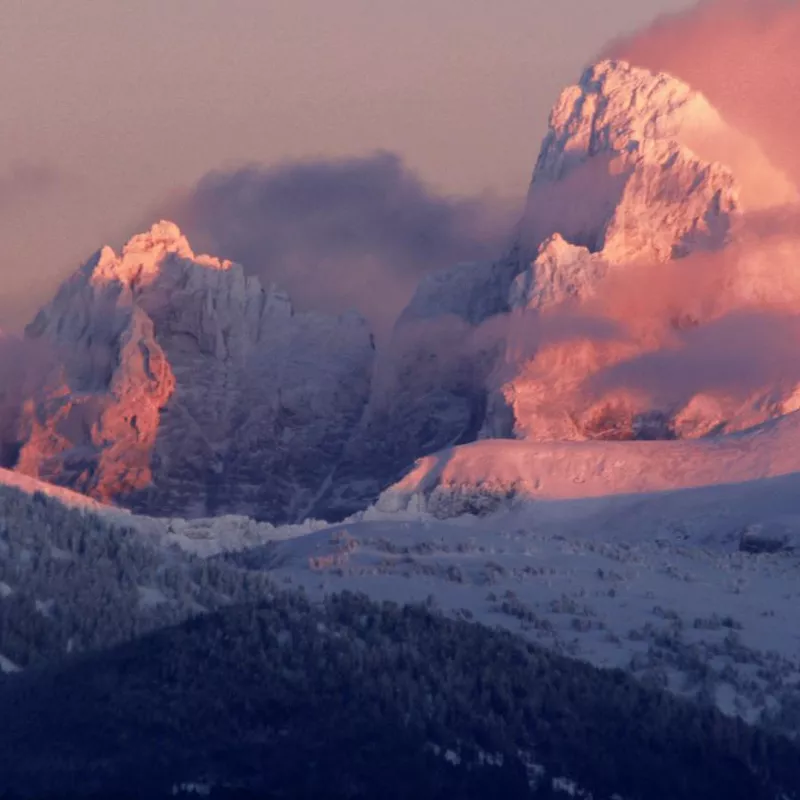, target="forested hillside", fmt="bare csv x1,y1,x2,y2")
1,590,799,800
0,485,273,669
